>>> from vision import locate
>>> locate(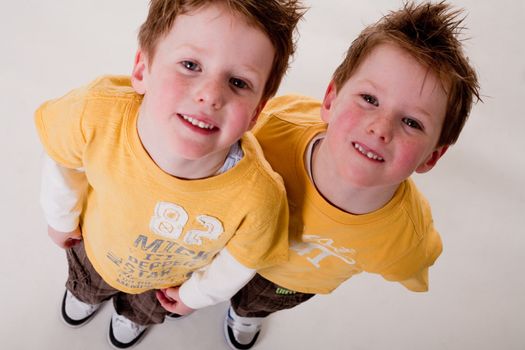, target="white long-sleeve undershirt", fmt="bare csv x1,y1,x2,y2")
40,153,255,309
40,154,87,232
